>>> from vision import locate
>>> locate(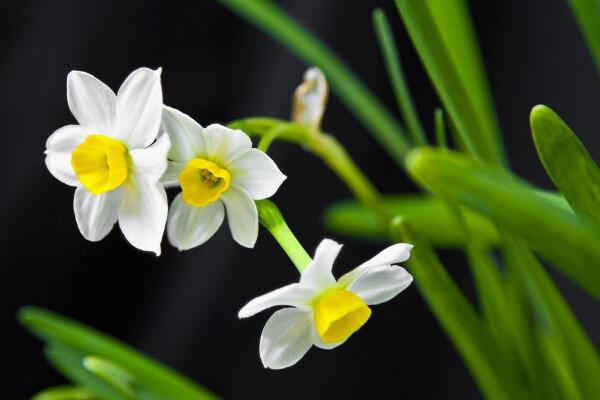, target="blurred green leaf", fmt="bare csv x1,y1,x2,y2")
503,237,600,399
567,0,600,76
392,220,521,399
406,148,600,299
44,343,129,400
32,386,98,400
323,194,498,247
217,0,411,166
395,0,505,165
83,356,136,398
372,8,427,146
19,307,217,400
531,105,600,223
